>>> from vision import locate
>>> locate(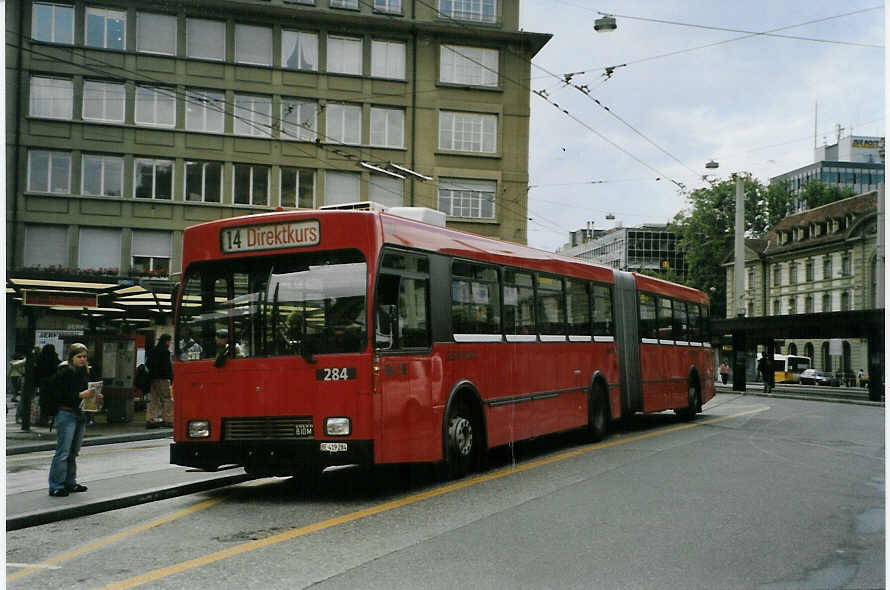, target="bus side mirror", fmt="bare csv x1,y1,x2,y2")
376,305,398,350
